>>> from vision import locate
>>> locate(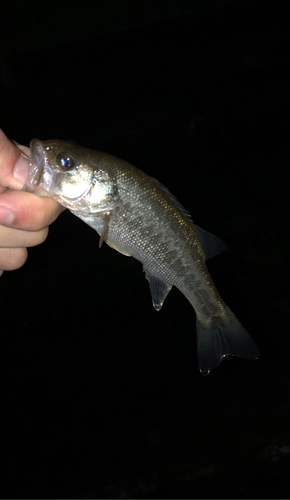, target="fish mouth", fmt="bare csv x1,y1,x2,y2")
23,138,46,194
